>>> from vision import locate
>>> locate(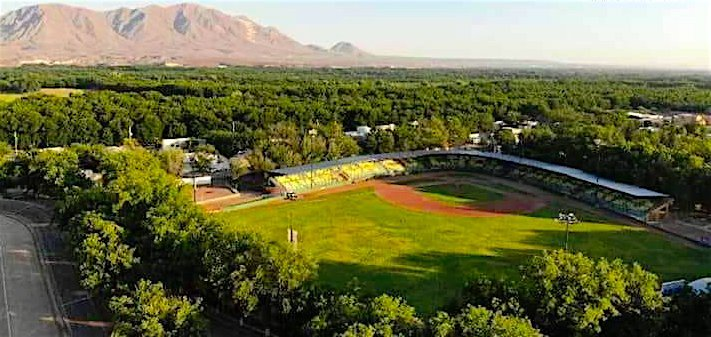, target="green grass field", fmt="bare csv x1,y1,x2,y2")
218,186,711,312
417,183,504,205
0,93,24,102
0,88,84,102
